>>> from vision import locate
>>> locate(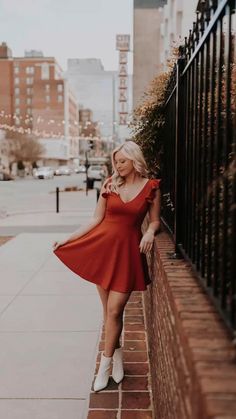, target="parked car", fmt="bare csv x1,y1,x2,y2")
87,165,104,181
54,165,72,176
74,165,86,174
33,166,54,179
0,171,14,181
